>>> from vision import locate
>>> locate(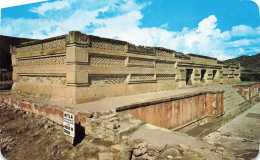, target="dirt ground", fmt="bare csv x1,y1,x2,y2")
0,103,102,160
